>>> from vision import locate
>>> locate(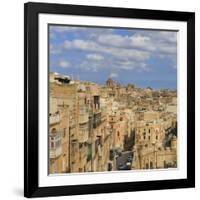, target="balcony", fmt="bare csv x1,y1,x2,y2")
93,108,101,114
79,131,89,143
49,130,62,159
79,113,89,124
93,113,101,128
79,123,89,143
50,146,62,159
69,116,76,129
70,142,79,162
98,145,102,157
49,113,60,125
79,145,88,163
101,114,106,122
